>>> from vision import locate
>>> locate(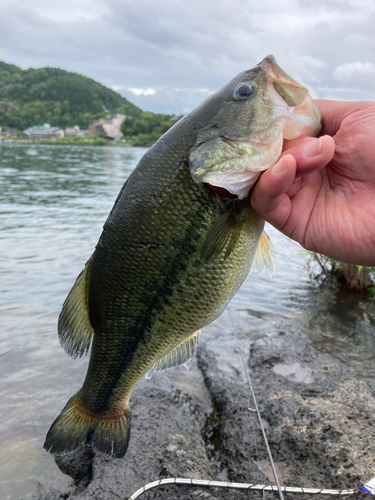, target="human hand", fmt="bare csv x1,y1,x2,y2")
251,100,375,266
